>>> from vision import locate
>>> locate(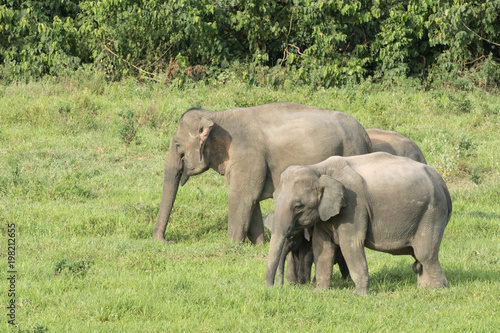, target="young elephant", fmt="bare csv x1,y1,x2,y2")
279,128,427,285
366,128,427,164
264,212,349,285
266,152,452,294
